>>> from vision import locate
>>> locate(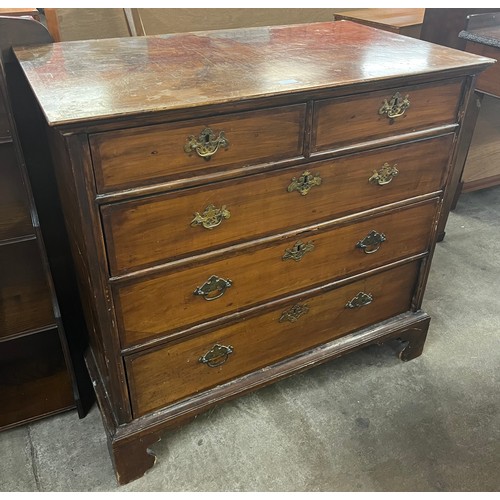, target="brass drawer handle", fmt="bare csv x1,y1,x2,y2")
191,204,231,229
369,163,399,185
379,92,410,120
199,343,234,368
282,240,314,261
184,127,229,160
287,170,322,196
279,303,309,323
345,292,373,309
356,230,386,254
193,275,233,301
